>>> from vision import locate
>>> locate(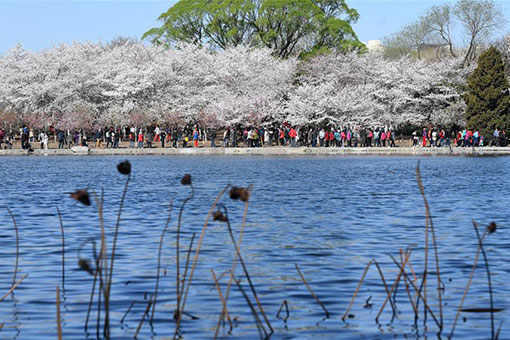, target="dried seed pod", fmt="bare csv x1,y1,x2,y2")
229,187,241,200
78,258,94,275
213,210,228,222
117,160,131,175
181,174,192,185
488,222,497,233
230,187,249,202
70,189,90,206
238,188,249,202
